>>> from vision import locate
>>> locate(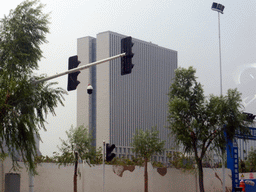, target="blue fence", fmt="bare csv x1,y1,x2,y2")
228,127,256,192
